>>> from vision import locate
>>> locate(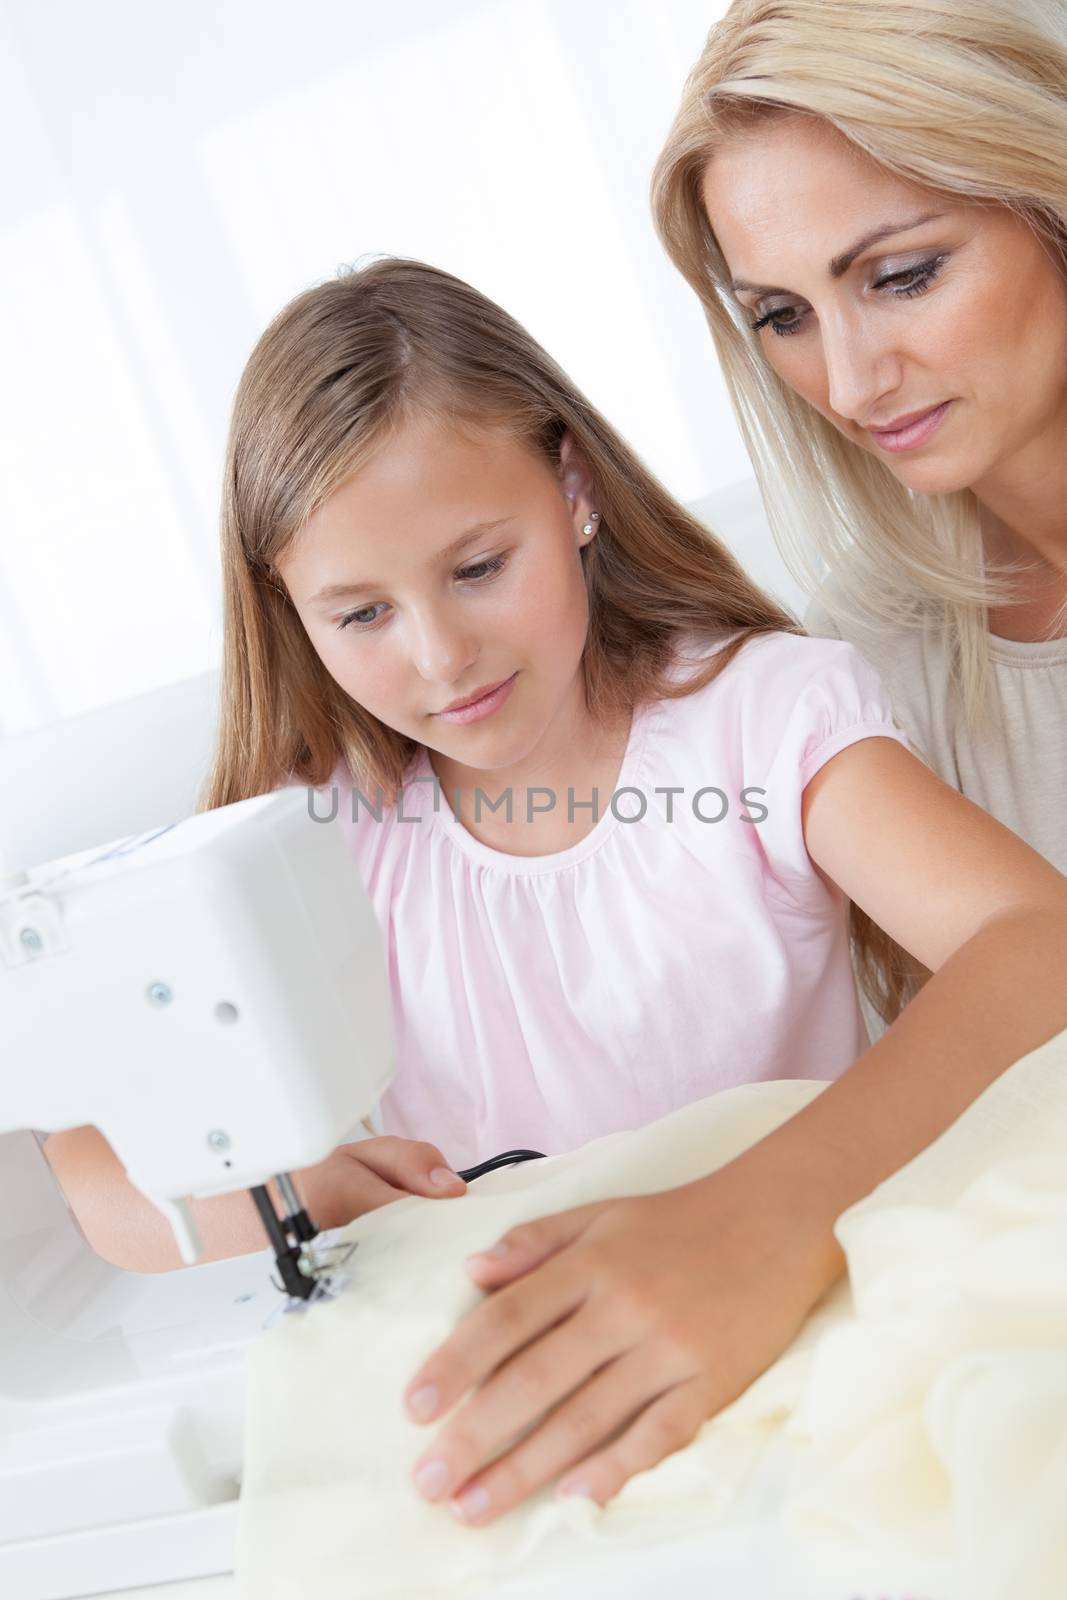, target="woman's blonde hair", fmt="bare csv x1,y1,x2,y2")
652,0,1067,723
201,254,797,813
